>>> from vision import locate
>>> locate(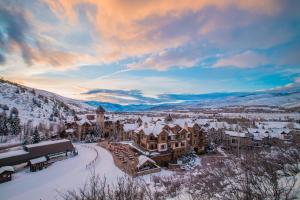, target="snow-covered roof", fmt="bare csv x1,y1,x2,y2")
136,122,166,136
123,123,138,132
65,116,75,123
224,131,247,138
167,124,177,128
172,118,191,128
133,118,200,136
0,150,29,159
137,155,156,168
78,117,92,126
248,127,292,140
0,166,14,174
30,156,47,164
247,128,268,140
65,128,75,133
25,139,71,148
